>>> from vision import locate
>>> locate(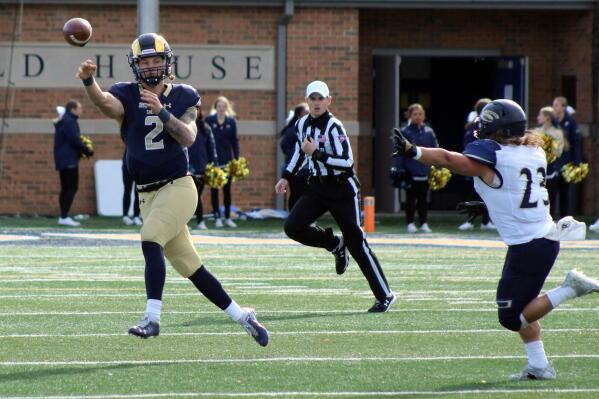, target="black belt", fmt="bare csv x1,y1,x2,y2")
310,173,353,184
137,178,175,193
